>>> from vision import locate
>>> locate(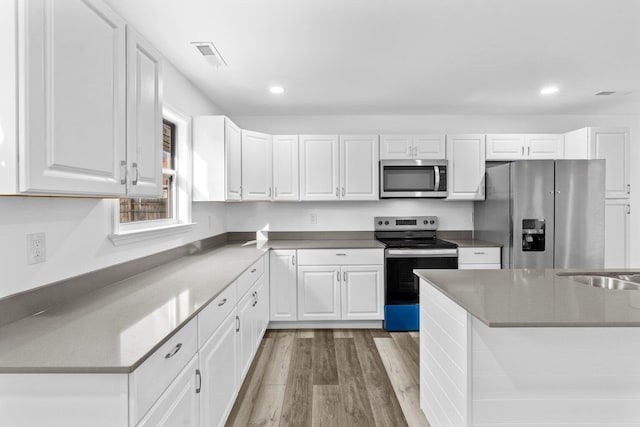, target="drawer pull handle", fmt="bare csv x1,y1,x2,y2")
336,254,347,256
217,298,228,307
165,343,182,359
251,268,257,273
236,315,240,332
474,252,486,255
292,255,295,266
